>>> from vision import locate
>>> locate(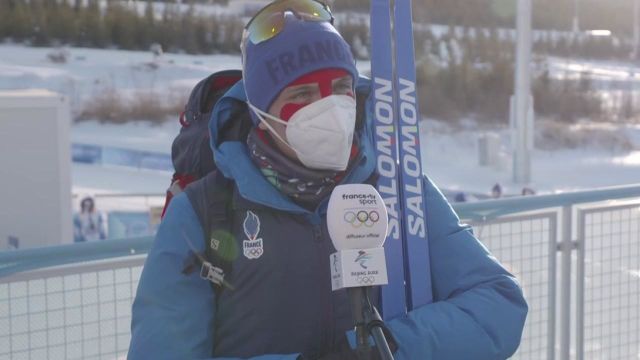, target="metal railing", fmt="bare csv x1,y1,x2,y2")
455,183,640,360
1,185,640,359
0,239,152,360
0,258,145,360
467,212,557,360
576,204,640,360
